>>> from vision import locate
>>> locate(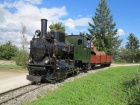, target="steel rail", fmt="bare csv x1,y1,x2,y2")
0,83,47,104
